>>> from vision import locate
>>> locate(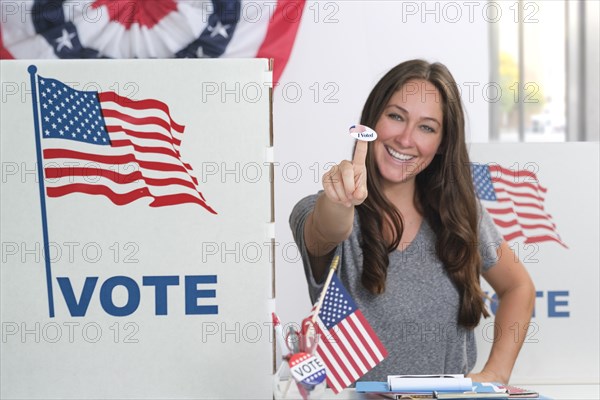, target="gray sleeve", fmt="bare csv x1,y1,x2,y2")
477,202,504,272
289,192,346,303
289,193,327,303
